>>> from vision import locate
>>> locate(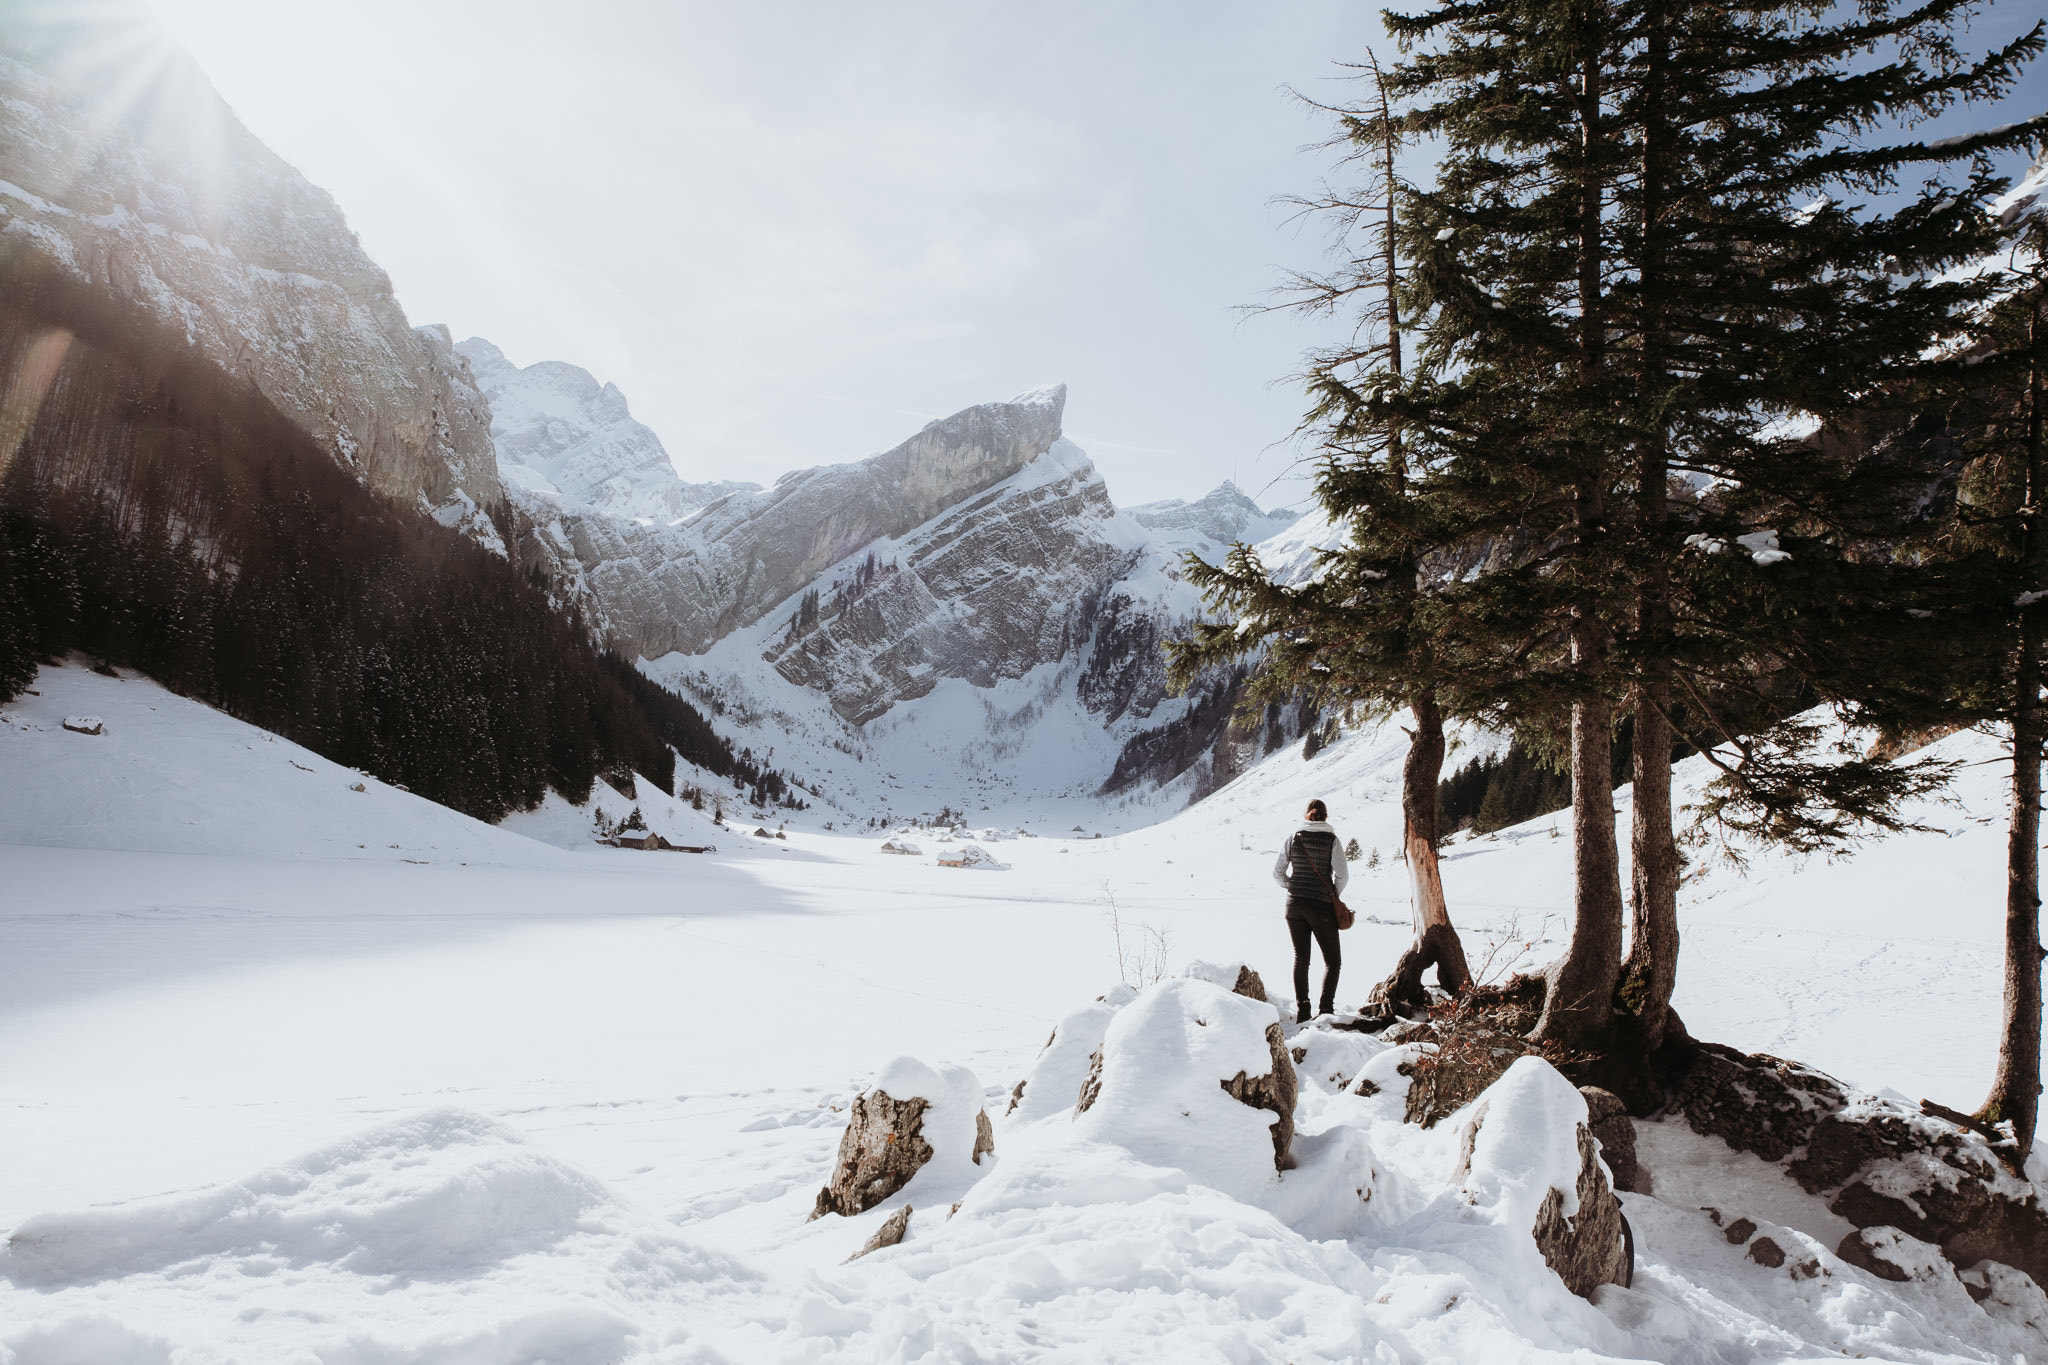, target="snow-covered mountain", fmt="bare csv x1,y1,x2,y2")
1127,481,1299,566
457,337,757,521
0,10,504,547
494,376,1314,817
